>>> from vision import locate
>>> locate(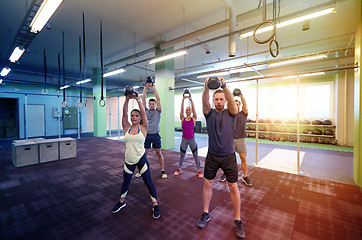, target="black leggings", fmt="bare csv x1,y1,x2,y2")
120,153,157,202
